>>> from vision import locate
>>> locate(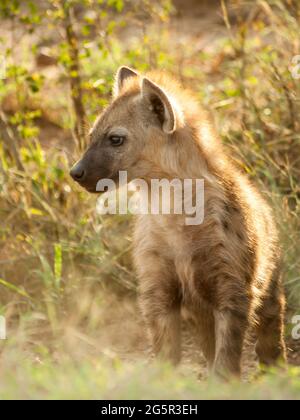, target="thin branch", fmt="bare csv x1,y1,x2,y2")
61,0,87,152
271,61,297,131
